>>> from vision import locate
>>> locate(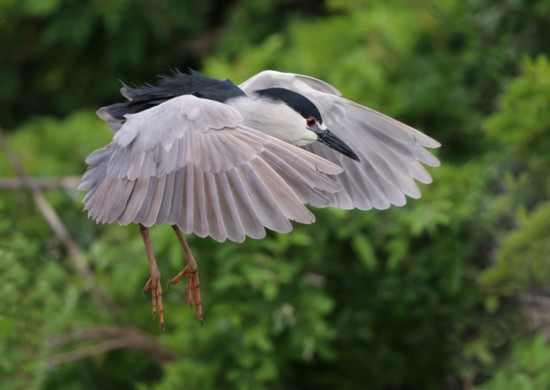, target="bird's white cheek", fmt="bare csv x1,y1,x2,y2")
294,130,318,146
